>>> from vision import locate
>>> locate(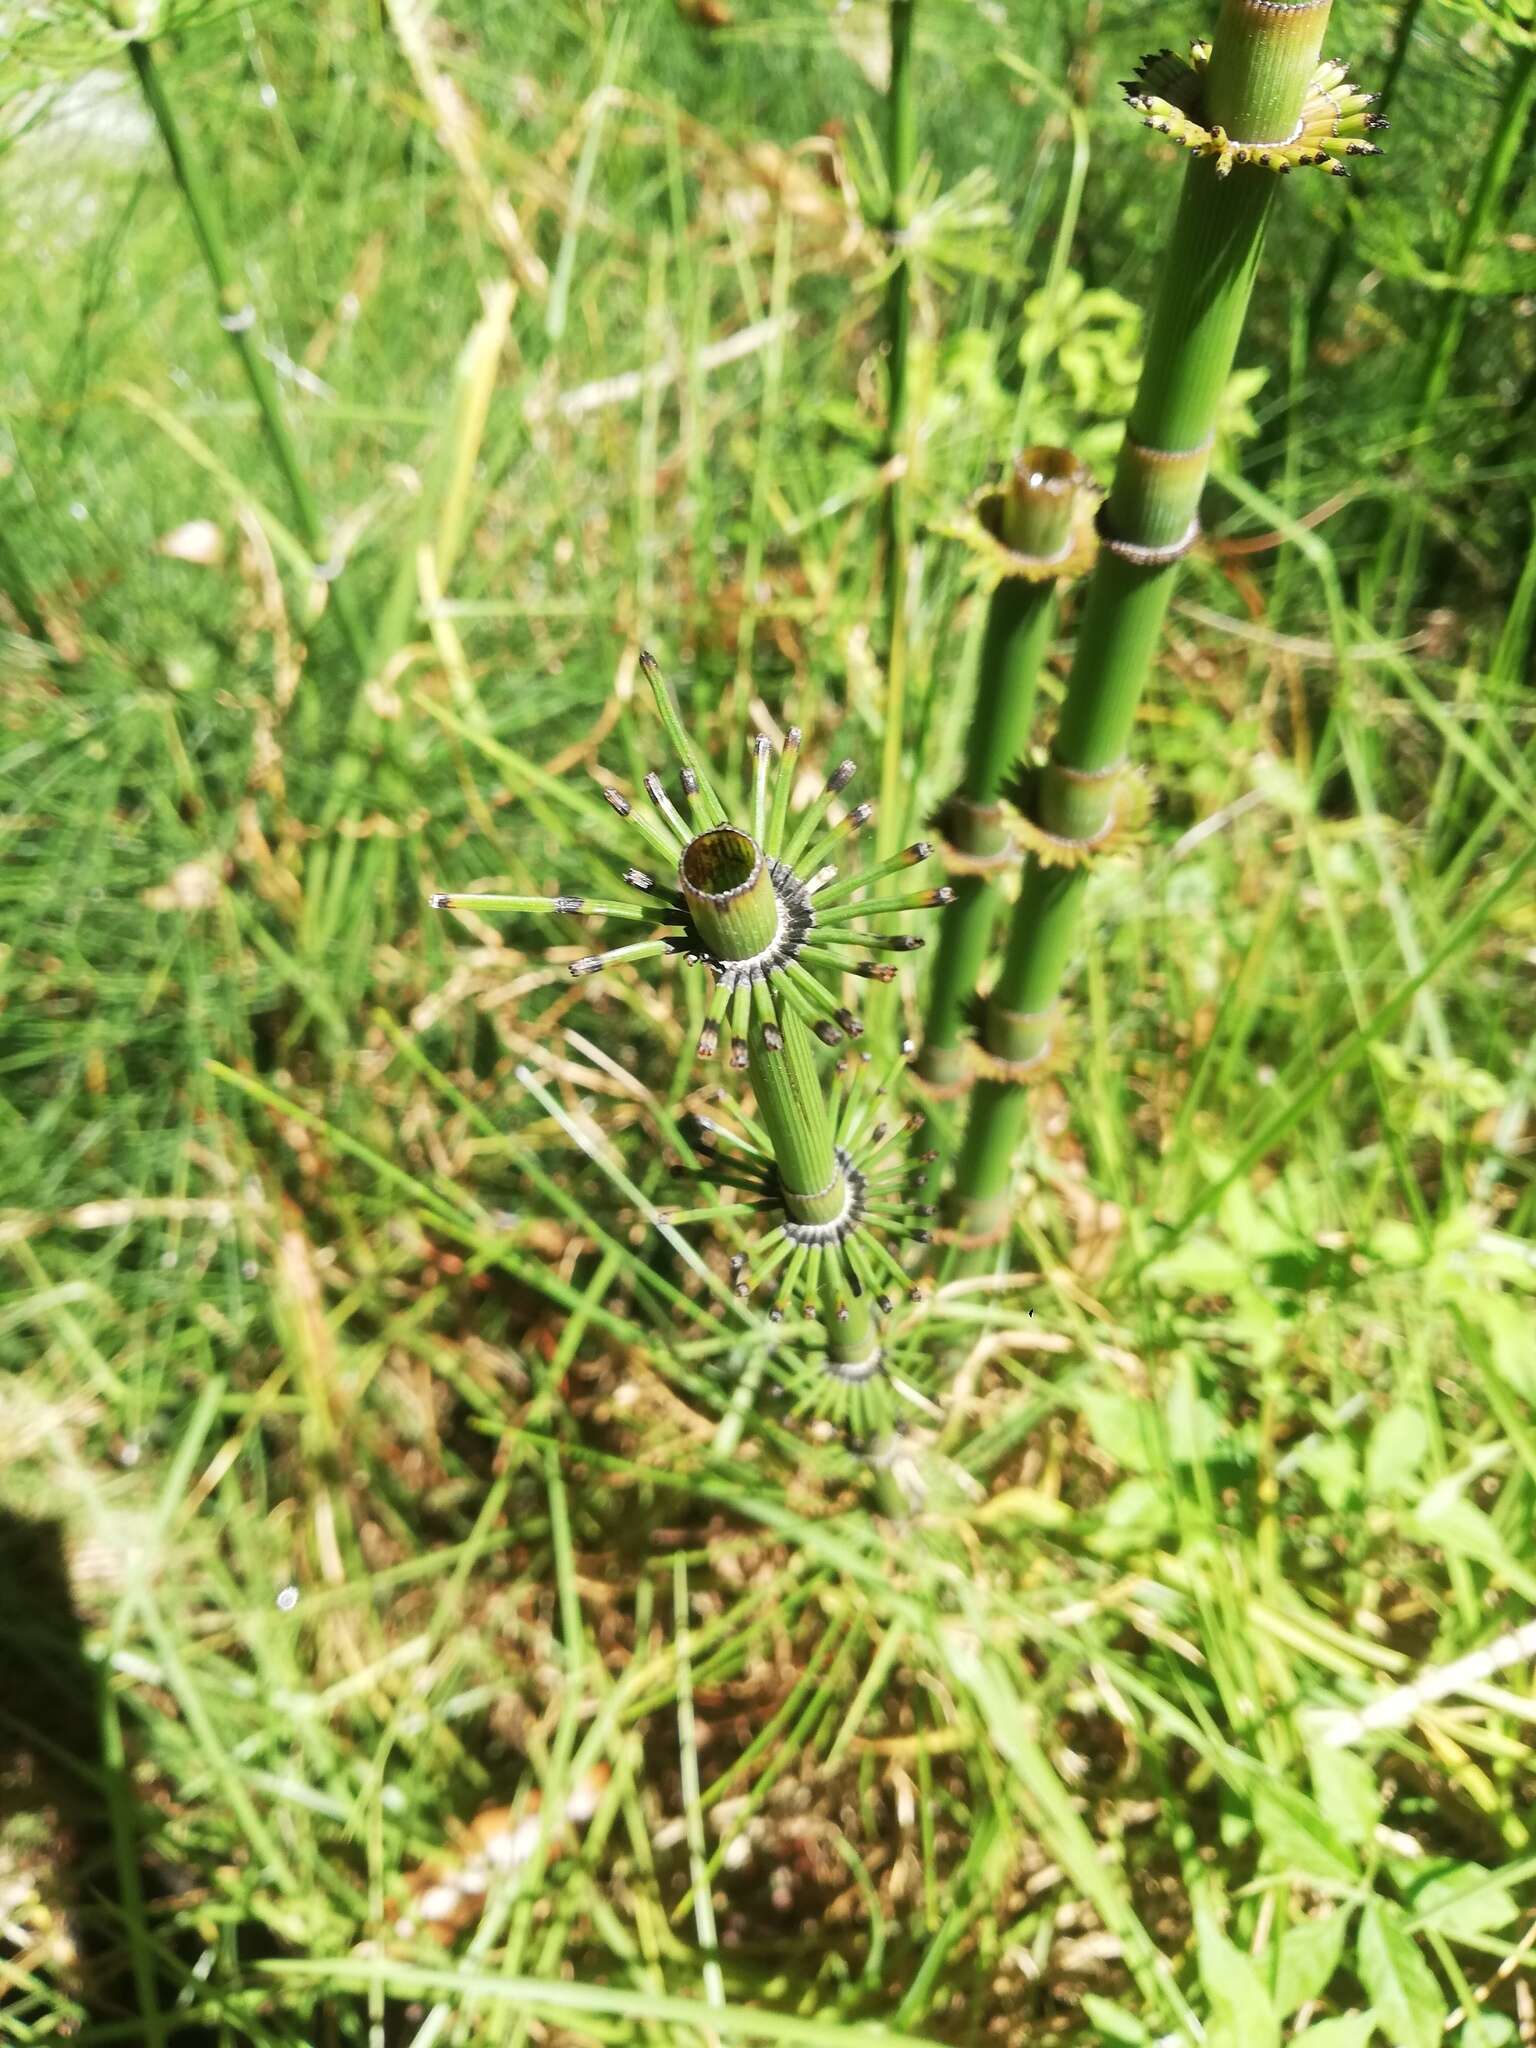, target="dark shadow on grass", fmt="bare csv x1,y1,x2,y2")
0,1510,191,2045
